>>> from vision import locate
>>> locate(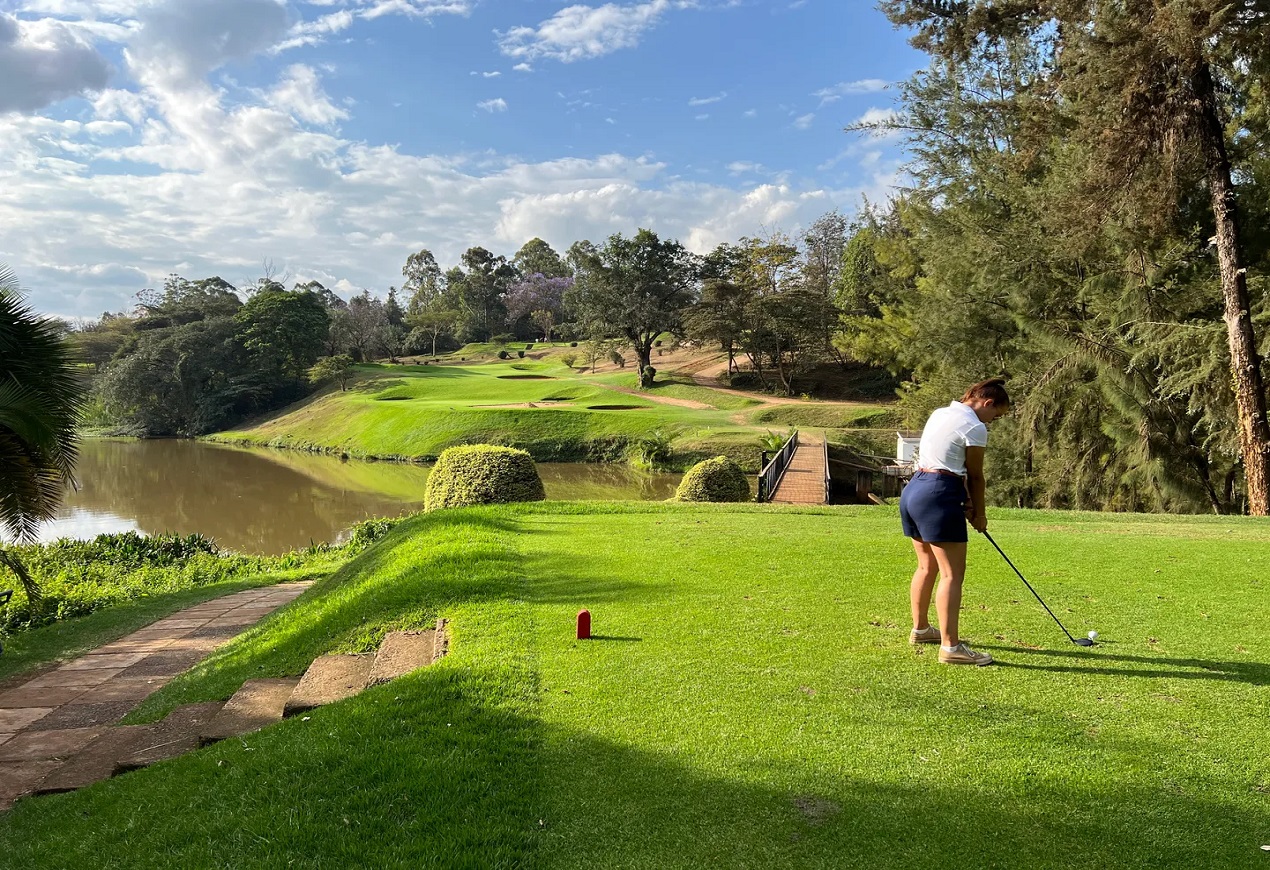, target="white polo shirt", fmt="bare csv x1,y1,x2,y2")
916,401,988,476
